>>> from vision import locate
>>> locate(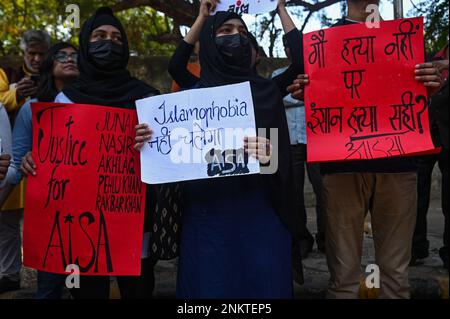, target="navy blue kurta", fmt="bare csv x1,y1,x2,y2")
176,176,293,299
